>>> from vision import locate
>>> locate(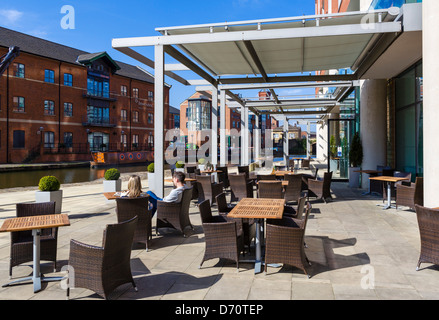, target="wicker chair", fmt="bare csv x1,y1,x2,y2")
301,168,319,192
67,216,138,300
156,187,194,237
115,196,152,251
396,177,423,211
258,181,284,199
382,171,412,204
301,158,311,169
238,165,250,180
215,192,255,253
186,165,197,179
415,205,439,271
257,174,277,181
229,173,254,202
10,202,57,278
284,196,306,219
265,203,312,277
216,166,230,189
198,200,244,270
284,174,303,203
308,171,333,203
196,175,224,206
